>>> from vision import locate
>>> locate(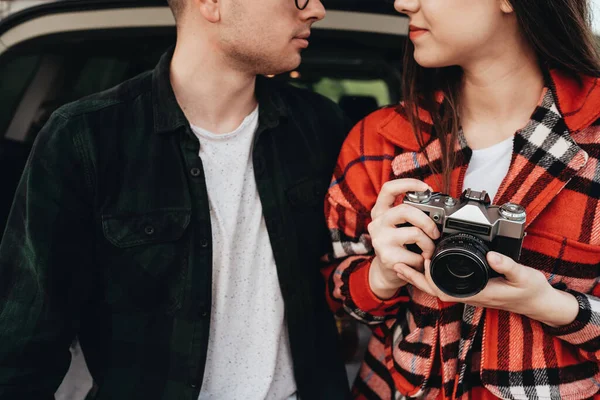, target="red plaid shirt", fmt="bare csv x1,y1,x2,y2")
324,70,600,399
